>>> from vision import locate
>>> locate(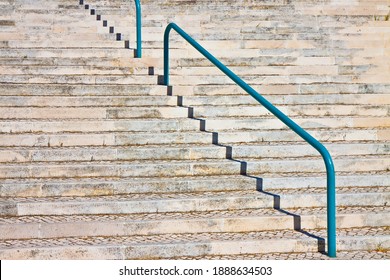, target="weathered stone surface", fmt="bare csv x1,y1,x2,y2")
0,0,389,260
